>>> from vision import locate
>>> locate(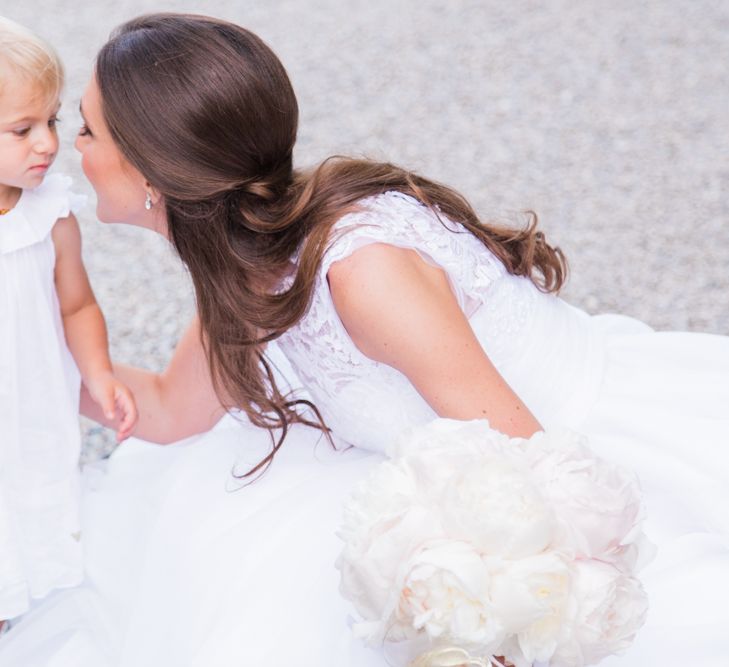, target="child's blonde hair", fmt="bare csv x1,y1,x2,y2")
0,15,64,104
